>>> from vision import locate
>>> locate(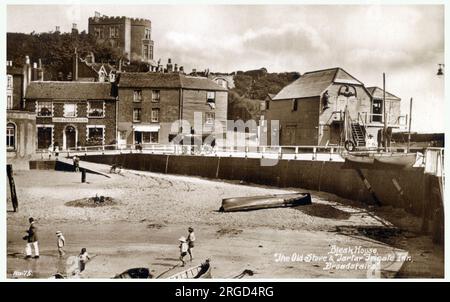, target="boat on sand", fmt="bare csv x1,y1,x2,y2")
220,192,311,212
